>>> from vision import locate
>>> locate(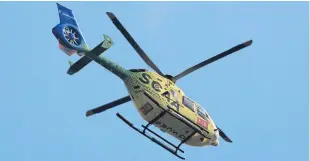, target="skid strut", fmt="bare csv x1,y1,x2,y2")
116,112,186,160
143,92,211,139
